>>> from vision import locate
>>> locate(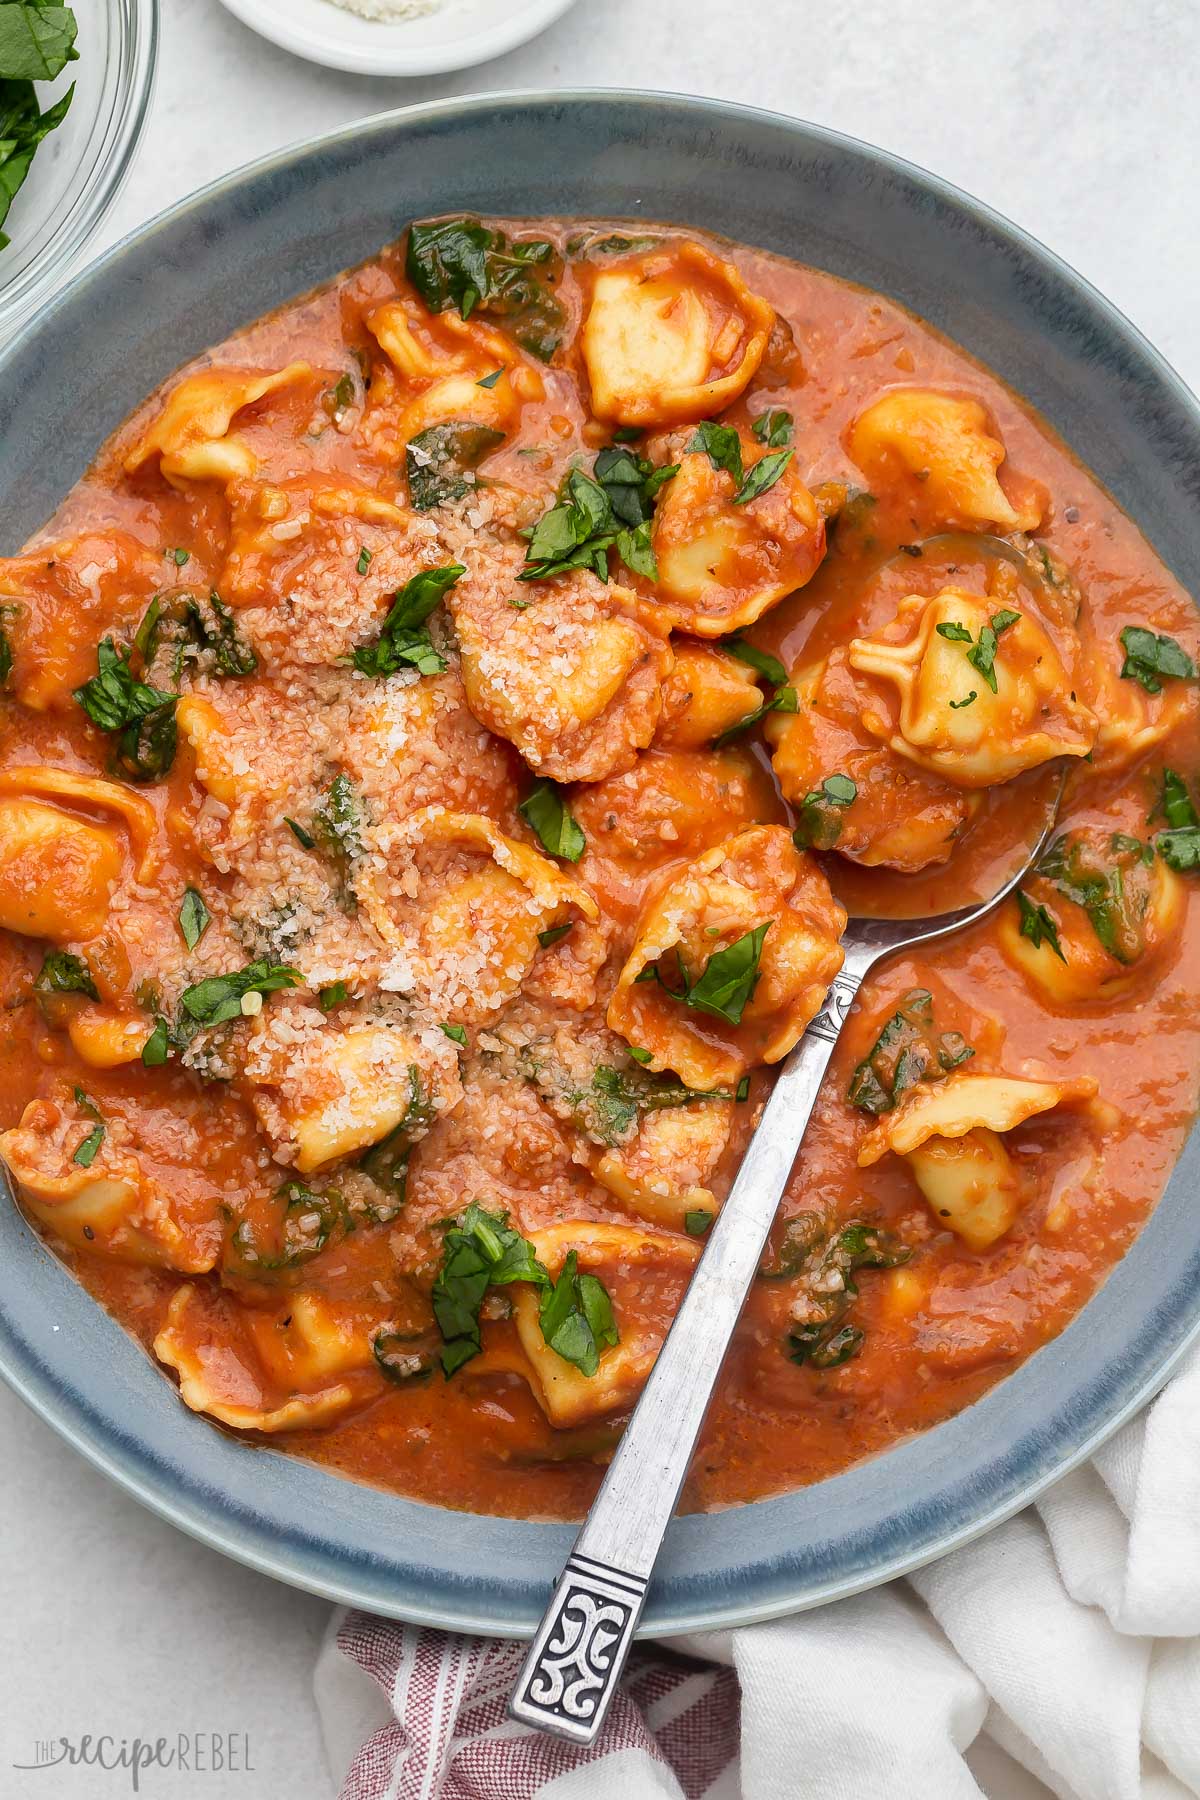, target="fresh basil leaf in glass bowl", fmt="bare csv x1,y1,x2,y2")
0,0,157,340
